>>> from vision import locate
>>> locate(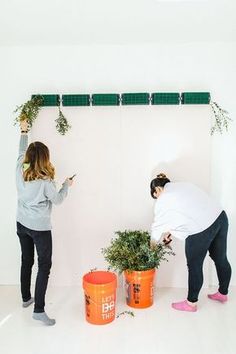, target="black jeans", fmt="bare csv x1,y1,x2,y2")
185,211,232,303
17,222,52,313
